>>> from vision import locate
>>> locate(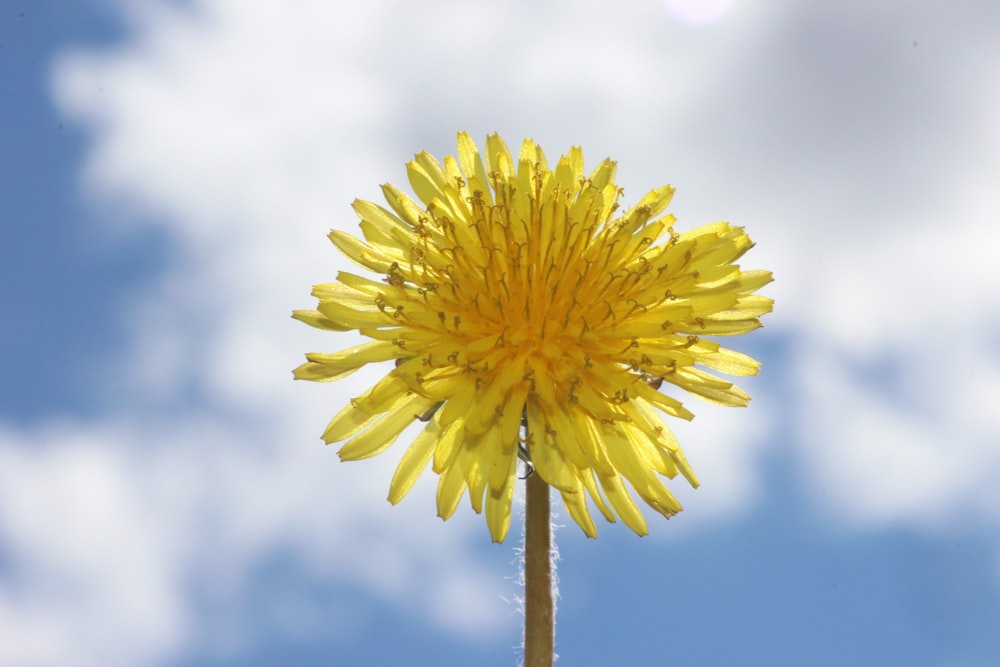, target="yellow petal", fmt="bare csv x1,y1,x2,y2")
580,468,615,523
322,402,377,443
485,453,517,543
388,413,442,504
456,131,492,204
338,393,434,460
670,367,750,406
486,133,513,179
327,230,401,273
436,442,471,520
407,151,448,206
697,347,761,376
632,184,676,219
527,404,579,493
634,382,695,421
674,318,763,336
432,418,465,474
351,373,411,415
489,383,528,494
291,309,351,332
293,360,358,383
559,484,597,538
317,300,396,330
300,340,398,376
469,425,502,513
599,473,648,536
379,183,427,226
